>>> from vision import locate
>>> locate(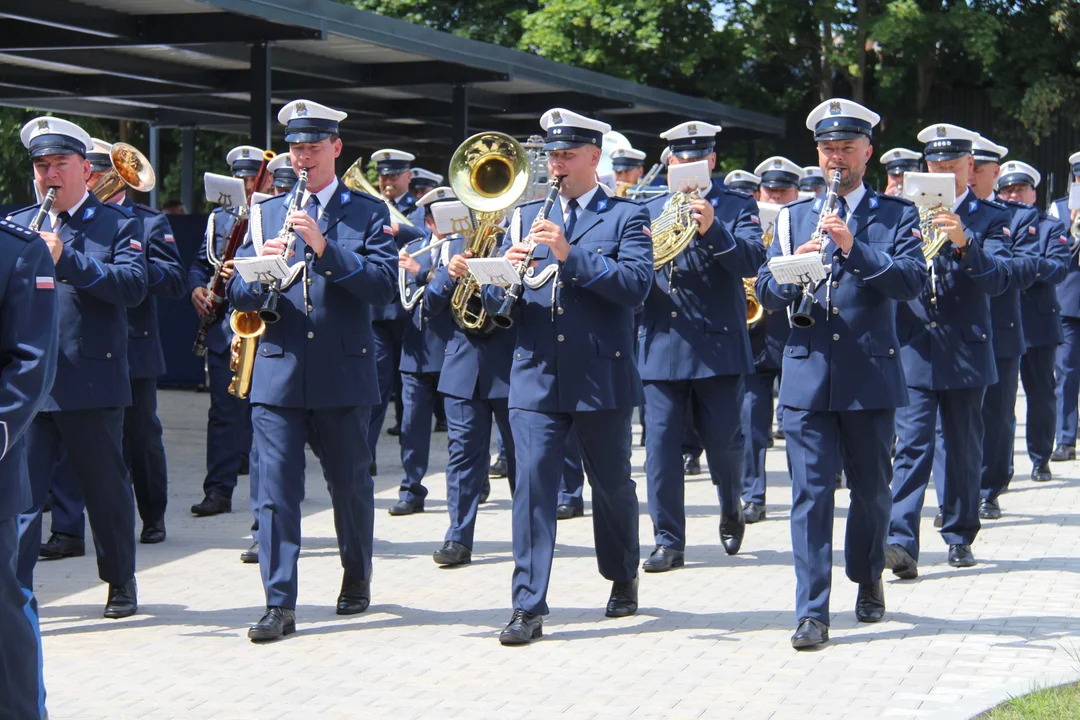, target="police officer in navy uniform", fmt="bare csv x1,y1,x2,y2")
611,147,647,188
489,108,653,645
740,157,802,524
885,123,1011,581
420,196,518,566
756,99,927,649
44,137,185,553
229,99,397,641
367,149,426,468
188,145,266,518
1050,151,1080,462
389,186,457,516
0,216,58,720
9,116,147,619
237,152,299,566
964,136,1040,519
409,168,443,201
637,120,765,572
998,162,1068,503
881,148,922,197
724,170,762,198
